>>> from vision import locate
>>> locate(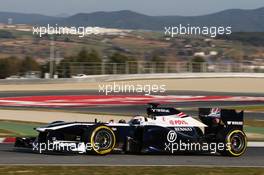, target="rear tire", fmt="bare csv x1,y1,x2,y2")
220,129,247,157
